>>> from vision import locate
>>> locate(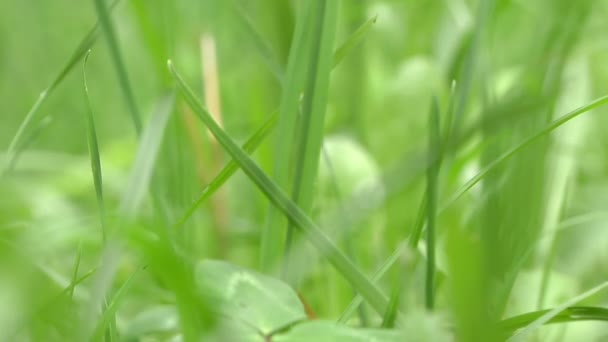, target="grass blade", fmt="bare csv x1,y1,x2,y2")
507,281,608,342
260,0,322,272
174,13,381,229
500,306,608,334
91,269,141,340
169,60,390,316
338,243,407,324
441,94,608,211
92,0,143,134
4,0,121,173
283,0,338,279
83,50,107,242
332,14,377,68
425,97,441,310
175,111,279,227
119,94,175,218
